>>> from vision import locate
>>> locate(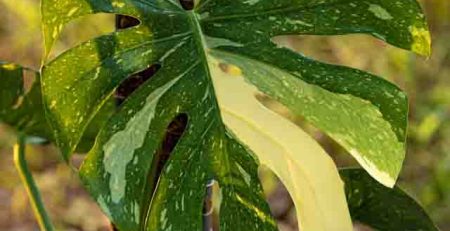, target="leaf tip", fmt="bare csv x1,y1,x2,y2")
364,167,396,188
350,149,398,188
